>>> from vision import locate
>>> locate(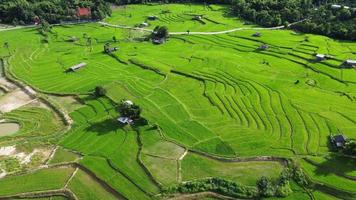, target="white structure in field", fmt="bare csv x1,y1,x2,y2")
69,62,87,71
117,117,133,124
